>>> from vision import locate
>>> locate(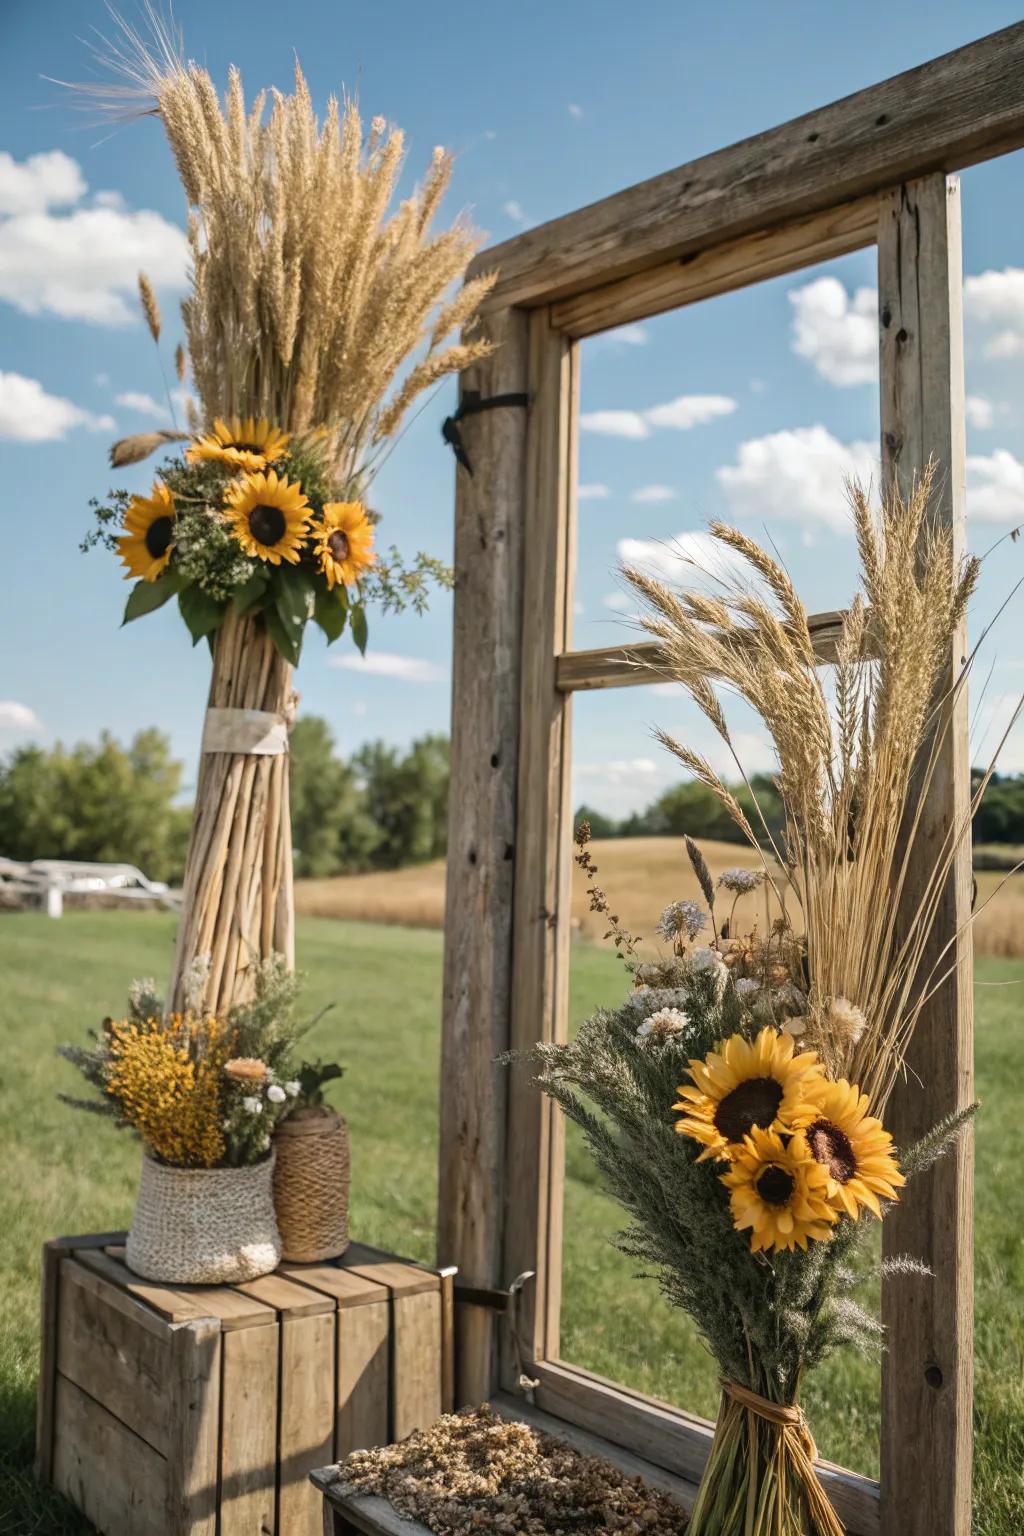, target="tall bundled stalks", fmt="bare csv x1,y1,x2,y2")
622,467,995,1112
81,13,494,1011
